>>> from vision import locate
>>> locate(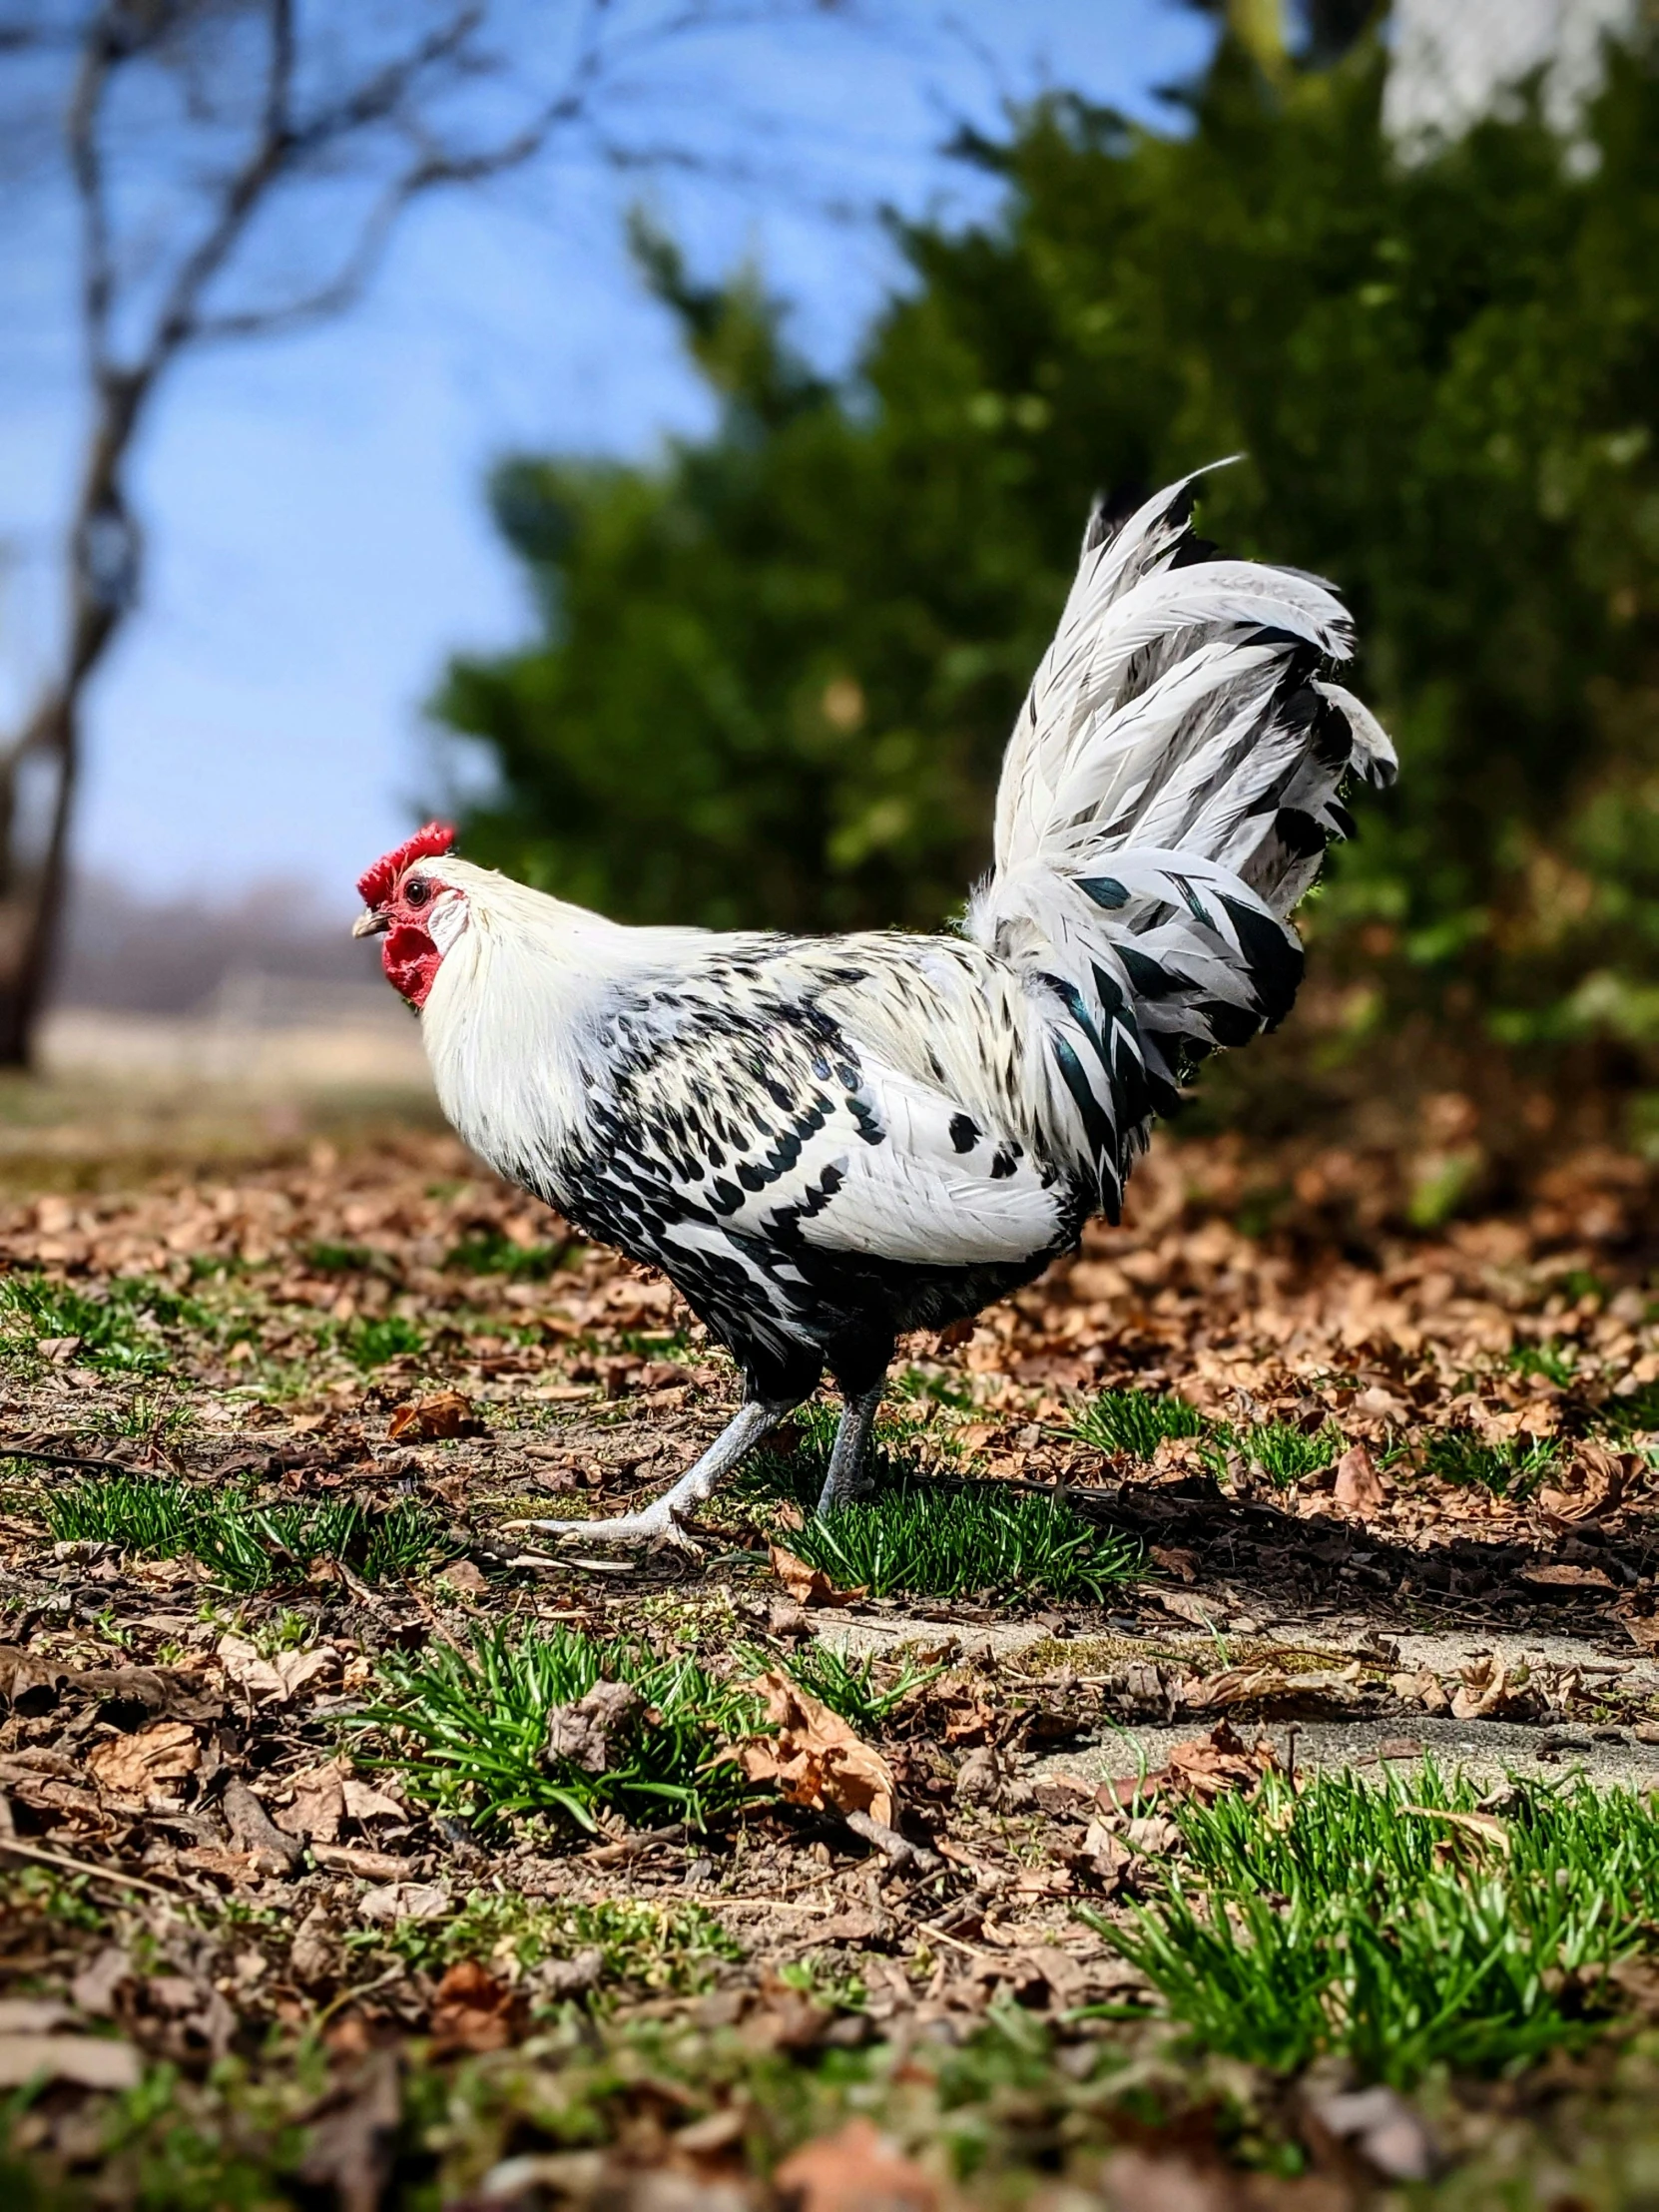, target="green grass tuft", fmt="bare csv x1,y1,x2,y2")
338,1314,427,1369
1092,1761,1659,2086
0,1273,206,1376
1422,1428,1558,1495
1224,1418,1343,1488
40,1475,457,1591
786,1481,1141,1603
1069,1387,1210,1459
445,1228,571,1280
361,1623,765,1833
